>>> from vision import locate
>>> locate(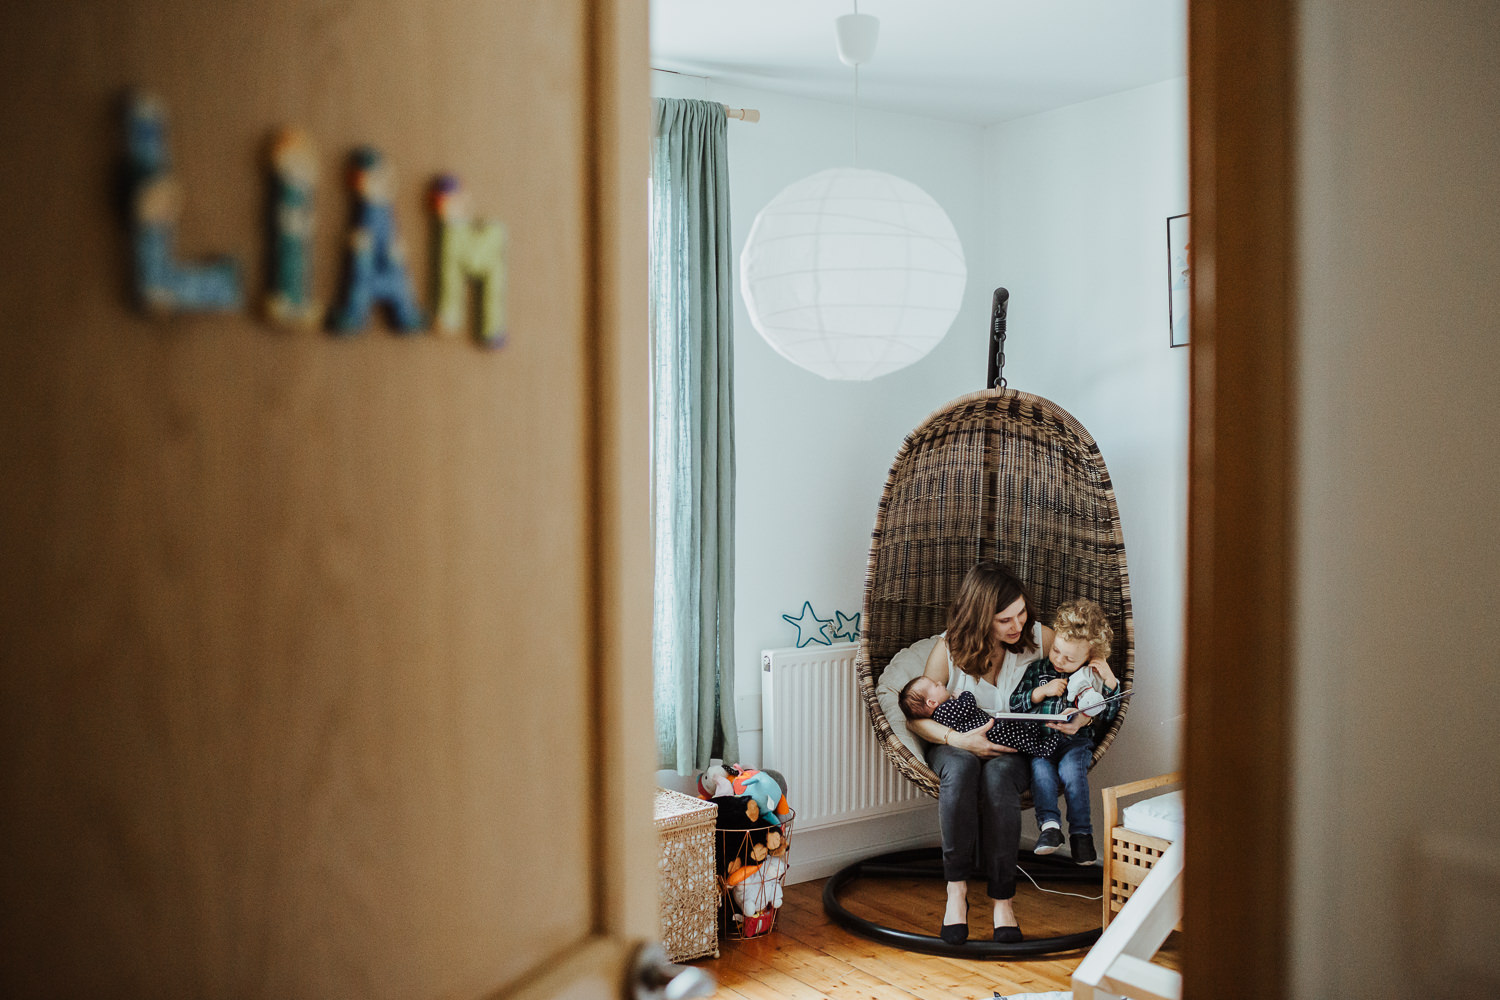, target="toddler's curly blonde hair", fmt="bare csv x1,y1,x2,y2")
1052,598,1113,661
